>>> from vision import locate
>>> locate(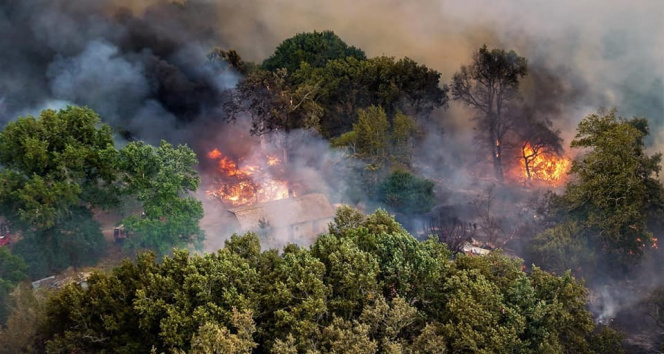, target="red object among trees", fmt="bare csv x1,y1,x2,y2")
0,221,10,247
